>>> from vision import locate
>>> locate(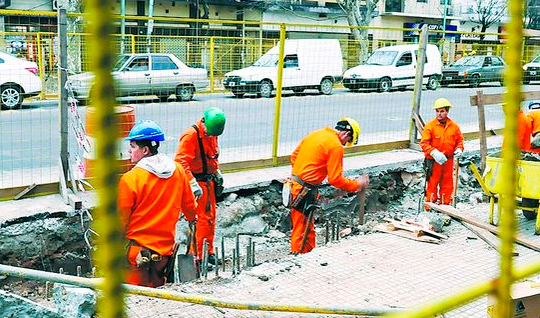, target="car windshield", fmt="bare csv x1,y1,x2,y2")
452,56,483,67
532,55,540,63
366,51,398,66
253,54,278,67
113,55,131,71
